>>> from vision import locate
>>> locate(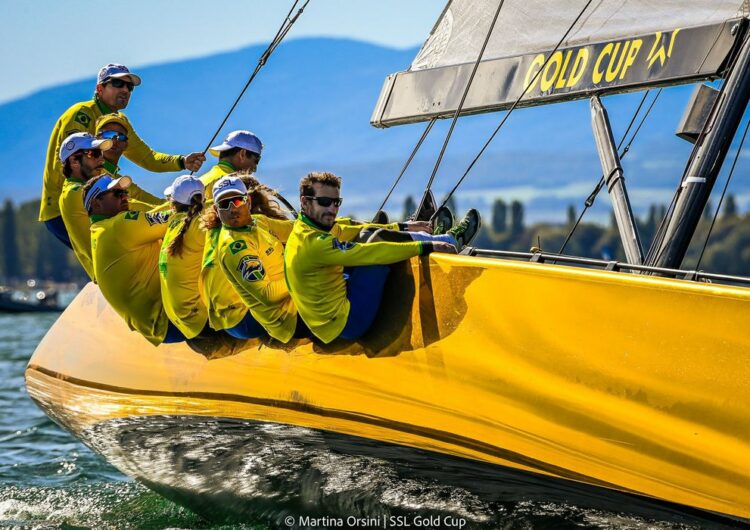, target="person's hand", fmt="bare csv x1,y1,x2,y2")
183,152,206,172
431,242,457,254
404,220,432,233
